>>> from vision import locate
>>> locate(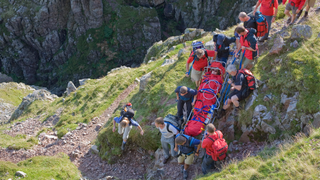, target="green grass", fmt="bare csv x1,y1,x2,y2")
0,82,33,106
199,128,320,180
0,153,81,179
